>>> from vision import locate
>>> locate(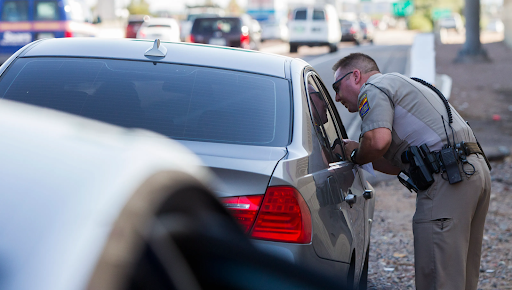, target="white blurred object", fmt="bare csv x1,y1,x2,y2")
487,18,504,32
410,33,435,85
137,17,180,42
